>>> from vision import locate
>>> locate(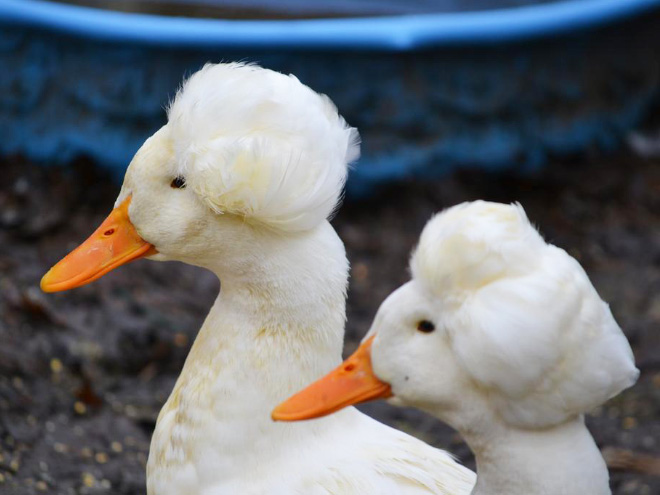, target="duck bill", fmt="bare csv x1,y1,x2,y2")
272,335,392,422
40,196,157,293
